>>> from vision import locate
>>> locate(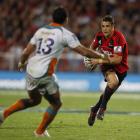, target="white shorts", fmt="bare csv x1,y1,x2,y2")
26,73,59,95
